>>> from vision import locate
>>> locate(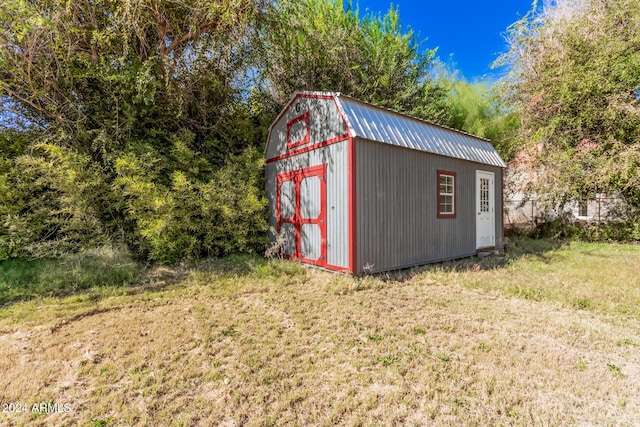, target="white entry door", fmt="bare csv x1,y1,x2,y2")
476,171,495,249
